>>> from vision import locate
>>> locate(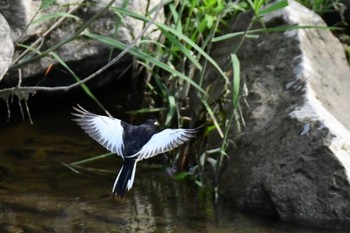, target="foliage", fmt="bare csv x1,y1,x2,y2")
78,0,288,194
297,0,338,14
